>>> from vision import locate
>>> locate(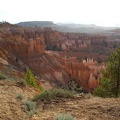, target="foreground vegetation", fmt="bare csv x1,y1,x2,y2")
33,88,75,103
